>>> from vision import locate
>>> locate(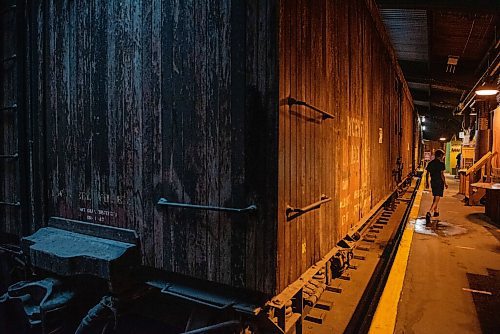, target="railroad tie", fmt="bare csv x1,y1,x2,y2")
314,299,333,311
325,286,342,294
304,309,326,324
